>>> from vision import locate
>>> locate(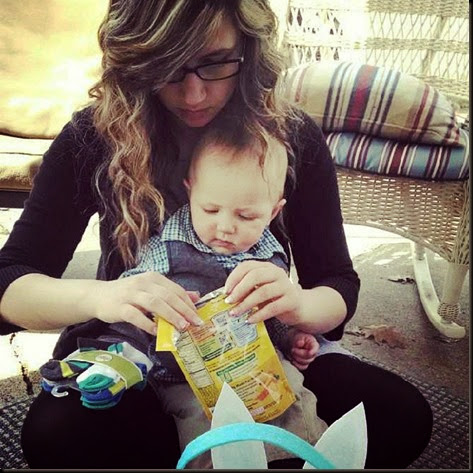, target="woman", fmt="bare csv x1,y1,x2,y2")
0,0,432,468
